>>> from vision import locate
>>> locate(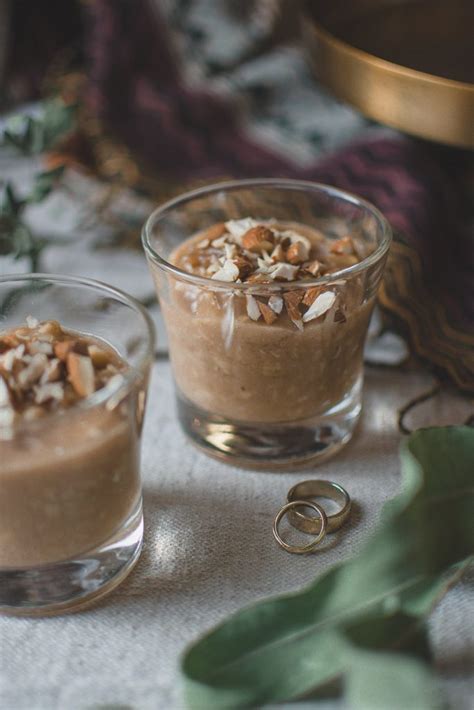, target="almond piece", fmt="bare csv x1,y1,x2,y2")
270,244,285,262
37,320,64,338
330,236,354,255
233,255,253,279
225,218,259,239
286,241,309,264
0,375,11,407
67,353,96,397
34,382,65,405
302,286,322,307
27,340,54,356
269,263,300,281
205,222,226,241
258,301,278,325
283,291,304,321
211,259,240,282
40,358,63,384
302,260,321,276
242,226,275,253
88,344,111,369
17,354,48,389
246,273,272,284
54,340,78,362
